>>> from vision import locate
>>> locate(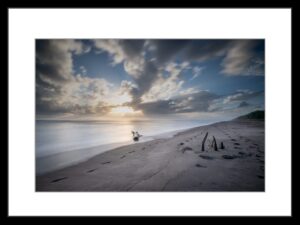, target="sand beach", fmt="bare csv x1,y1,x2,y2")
36,118,264,192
